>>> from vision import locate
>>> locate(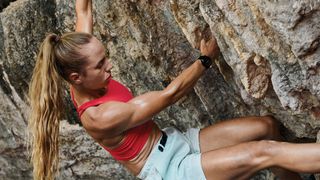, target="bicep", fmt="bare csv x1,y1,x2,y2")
128,90,172,124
